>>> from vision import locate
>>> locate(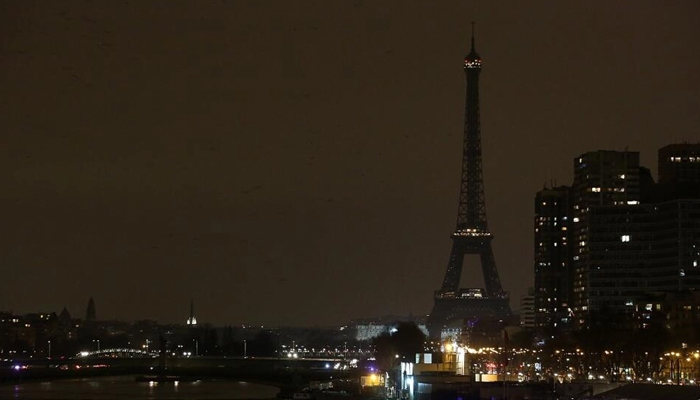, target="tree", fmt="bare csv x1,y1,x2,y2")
249,330,278,357
373,321,426,371
509,330,535,349
626,308,669,380
392,322,426,359
373,332,396,371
